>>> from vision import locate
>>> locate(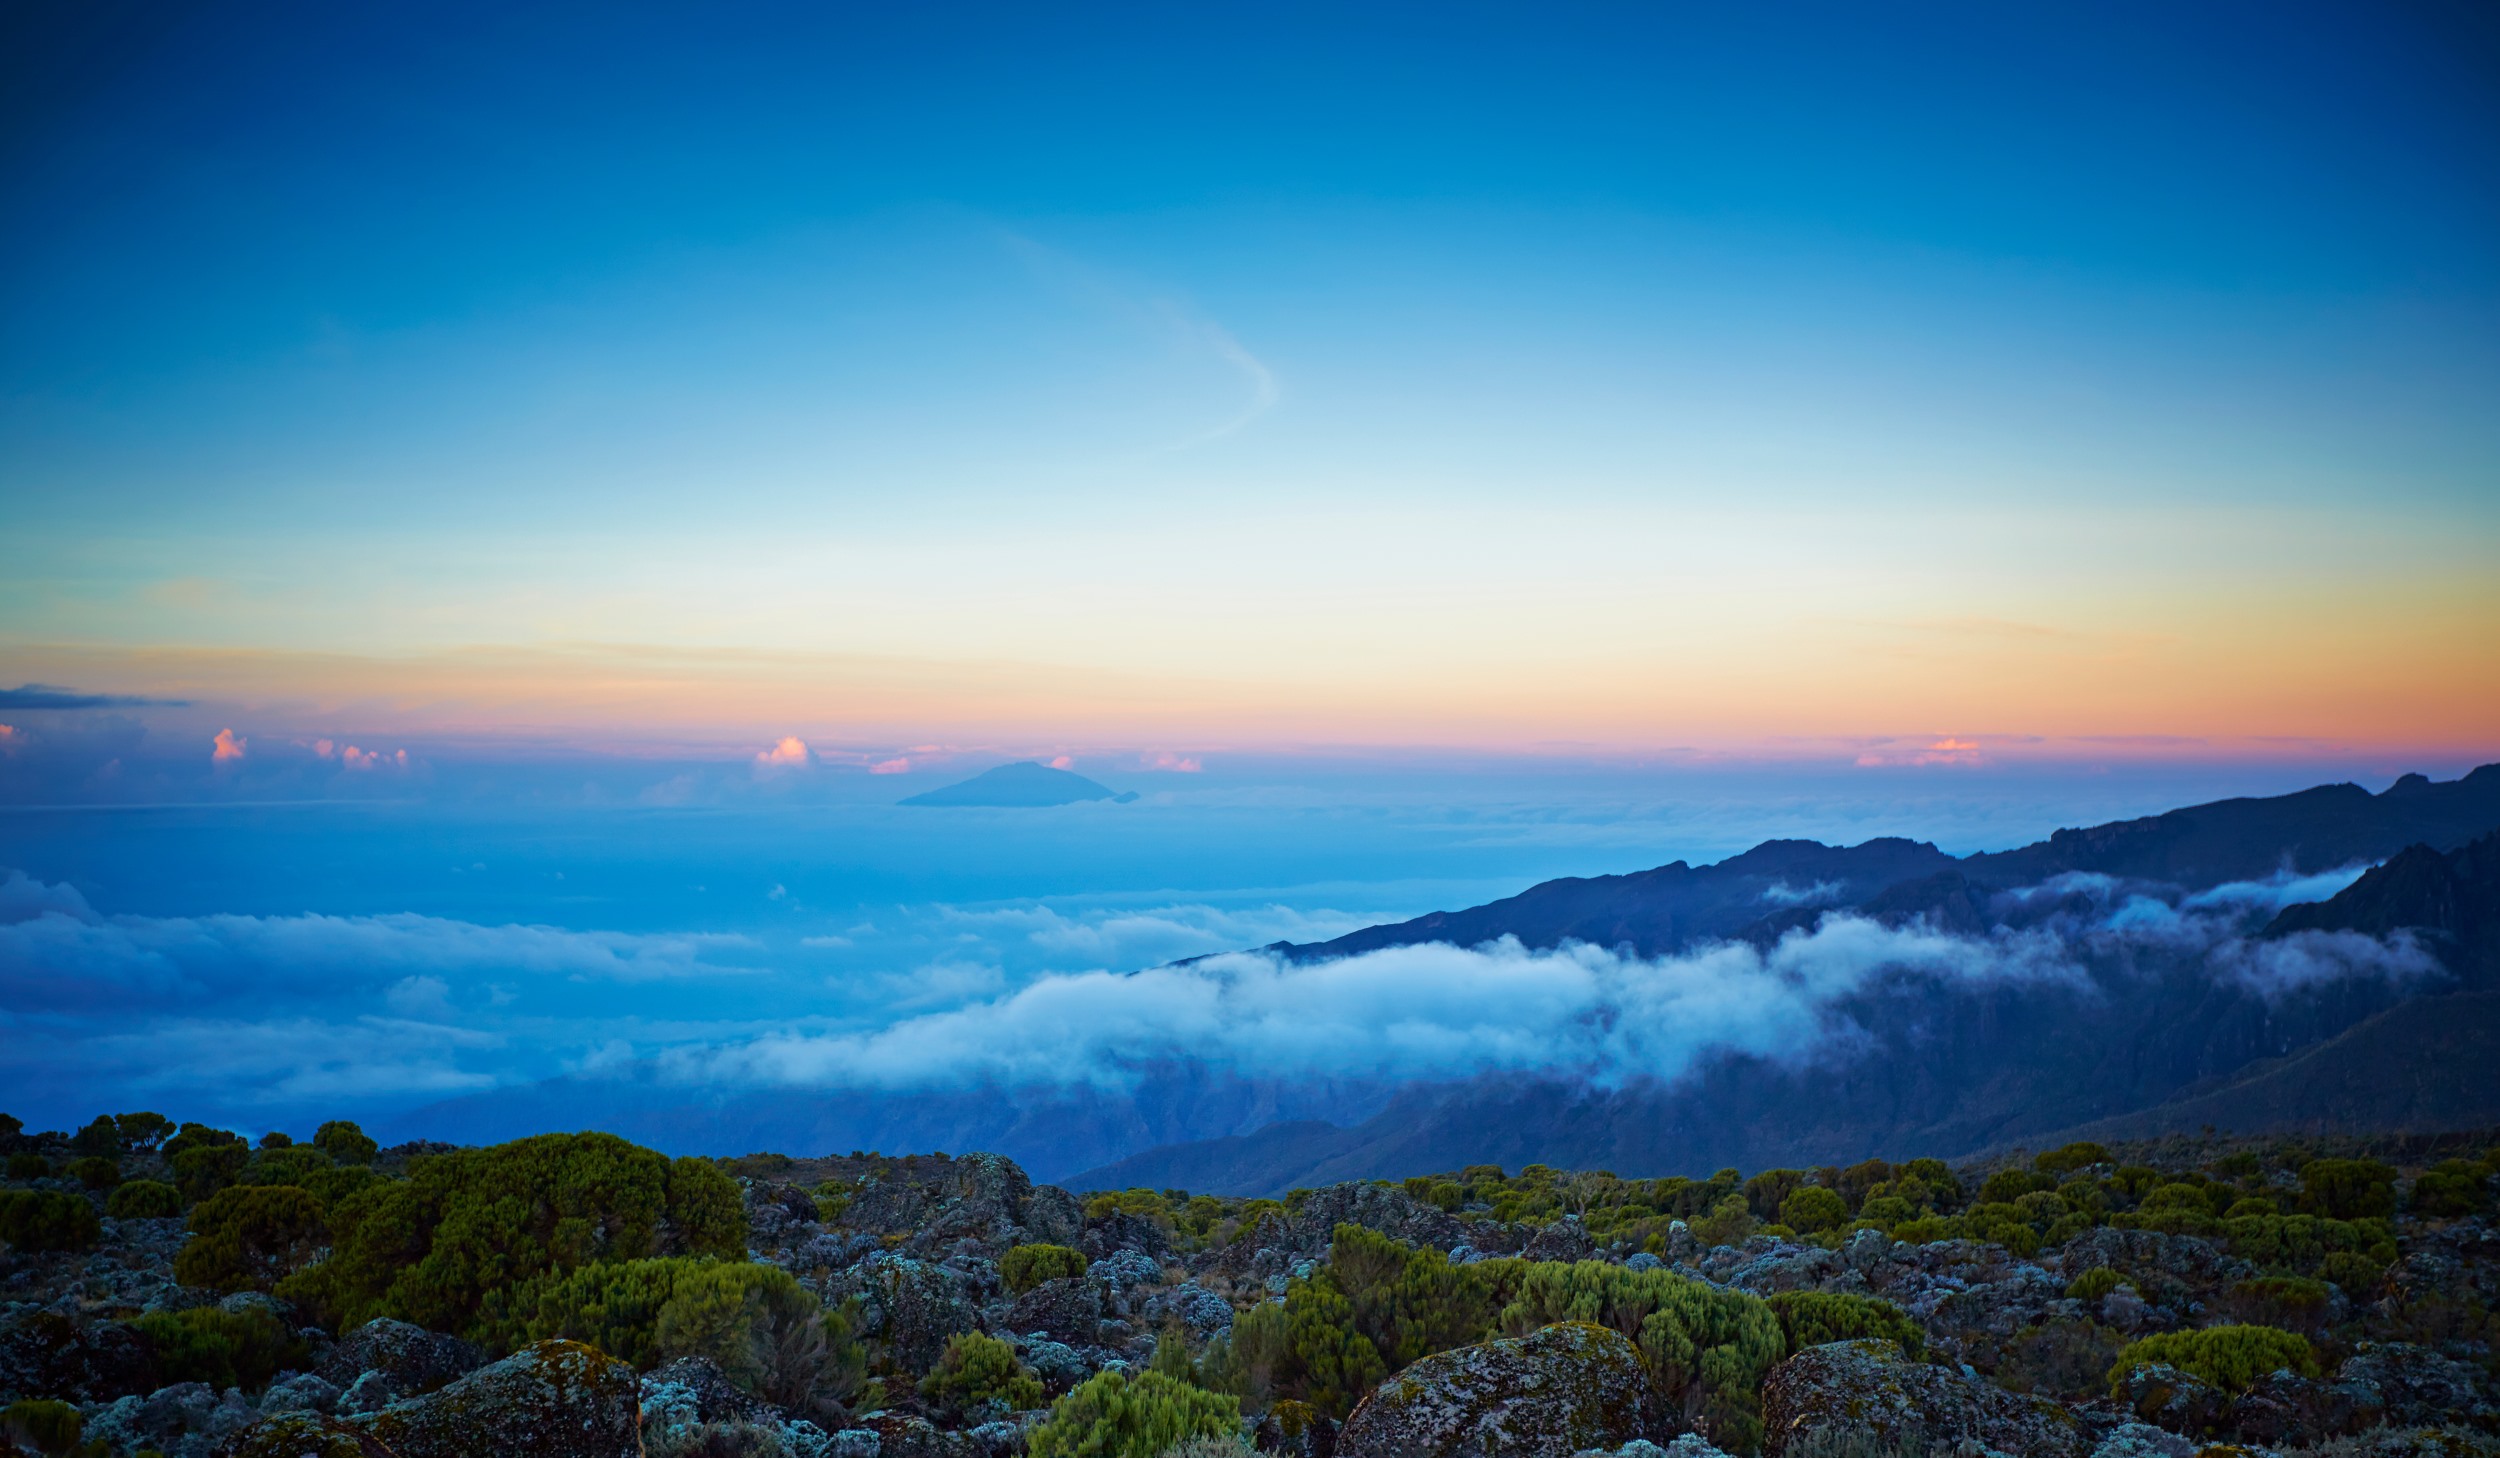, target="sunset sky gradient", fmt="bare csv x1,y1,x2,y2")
4,0,2496,769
